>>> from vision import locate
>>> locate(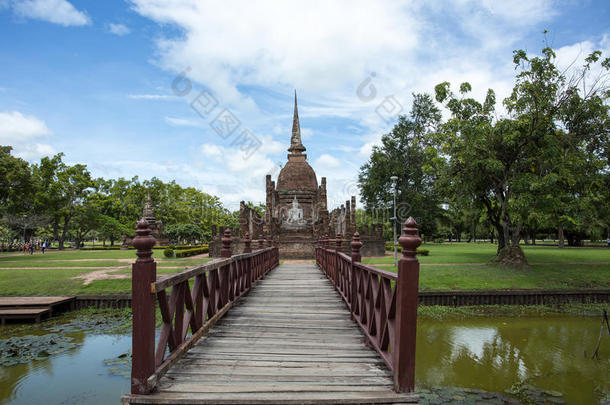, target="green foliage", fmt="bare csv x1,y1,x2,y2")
417,248,430,256
164,248,174,258
174,246,209,258
165,223,204,244
433,45,609,262
0,146,237,249
434,238,444,244
358,94,445,237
